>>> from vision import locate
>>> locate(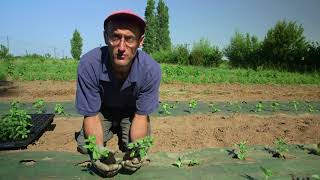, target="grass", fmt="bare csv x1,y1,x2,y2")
1,57,320,84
